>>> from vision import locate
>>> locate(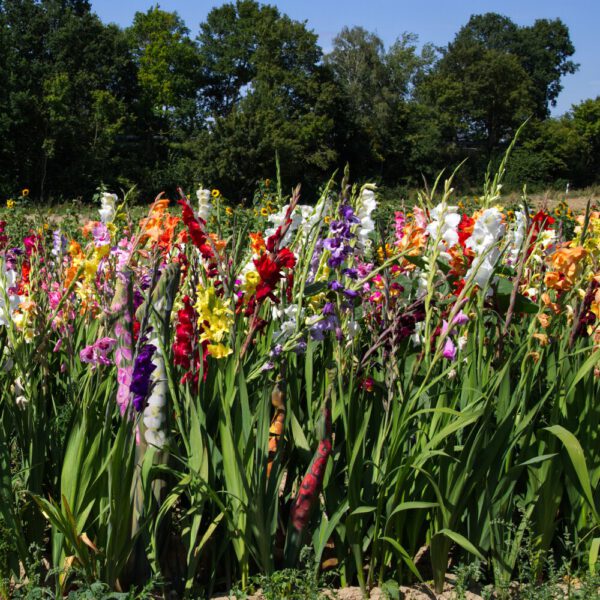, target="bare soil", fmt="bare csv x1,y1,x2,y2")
211,580,485,600
510,193,600,213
